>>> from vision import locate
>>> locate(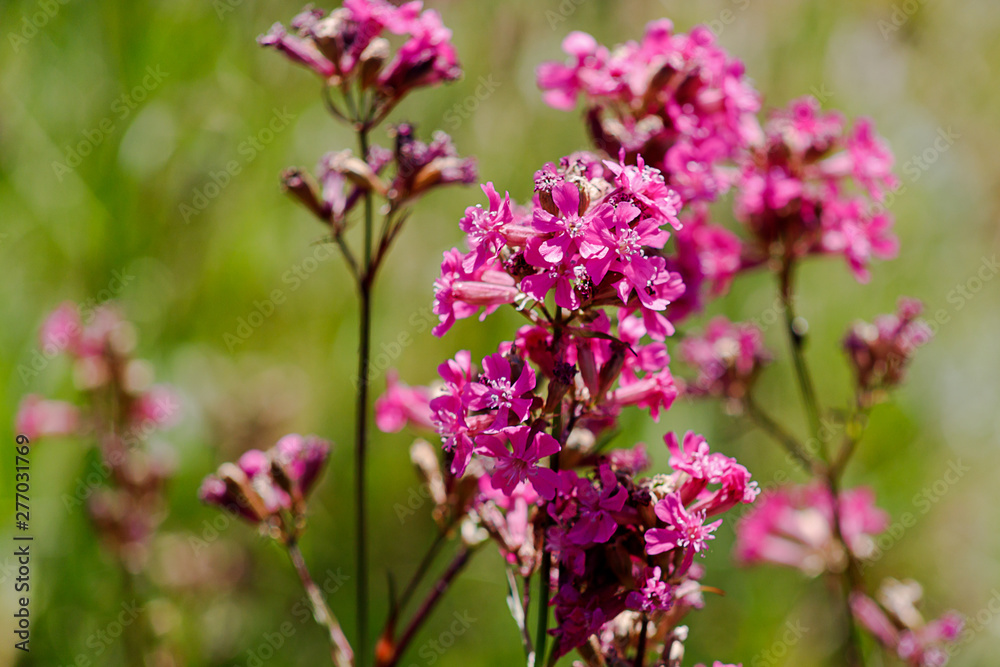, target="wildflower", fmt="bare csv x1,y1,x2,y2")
851,579,963,667
476,426,560,497
844,297,932,398
462,353,536,430
679,317,770,401
200,434,331,528
374,371,434,432
735,96,899,281
645,492,723,556
537,21,761,203
735,483,889,575
15,395,79,441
